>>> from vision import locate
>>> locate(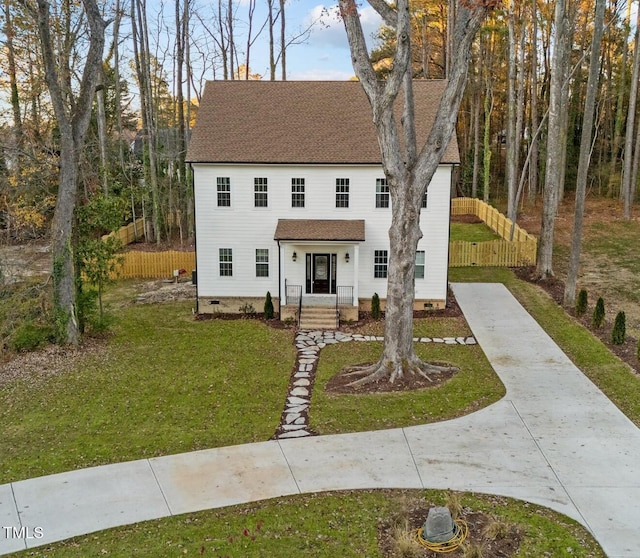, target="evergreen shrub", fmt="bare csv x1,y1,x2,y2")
592,297,605,329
